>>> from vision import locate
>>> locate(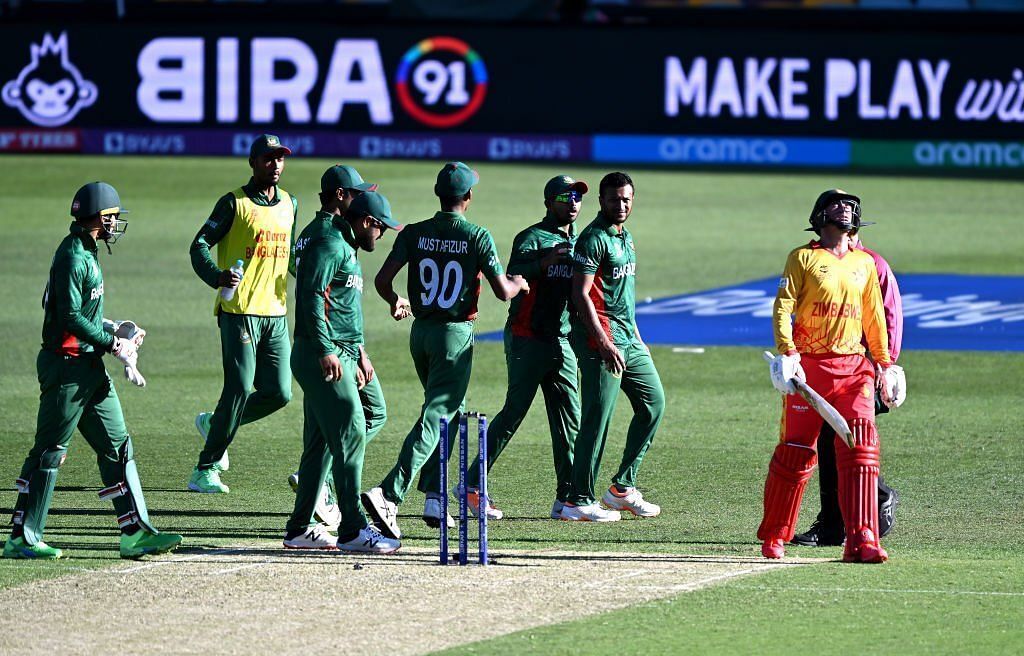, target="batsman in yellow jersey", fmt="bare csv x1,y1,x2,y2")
186,135,298,494
759,189,905,564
